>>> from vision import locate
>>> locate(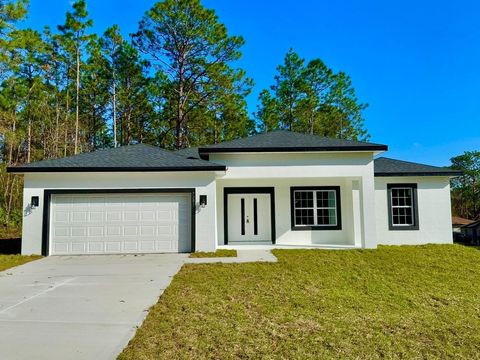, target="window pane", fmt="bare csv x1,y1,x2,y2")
328,191,336,207
391,187,414,226
293,188,339,227
295,191,313,208
295,209,314,225
316,190,336,208
317,208,337,225
328,208,337,224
